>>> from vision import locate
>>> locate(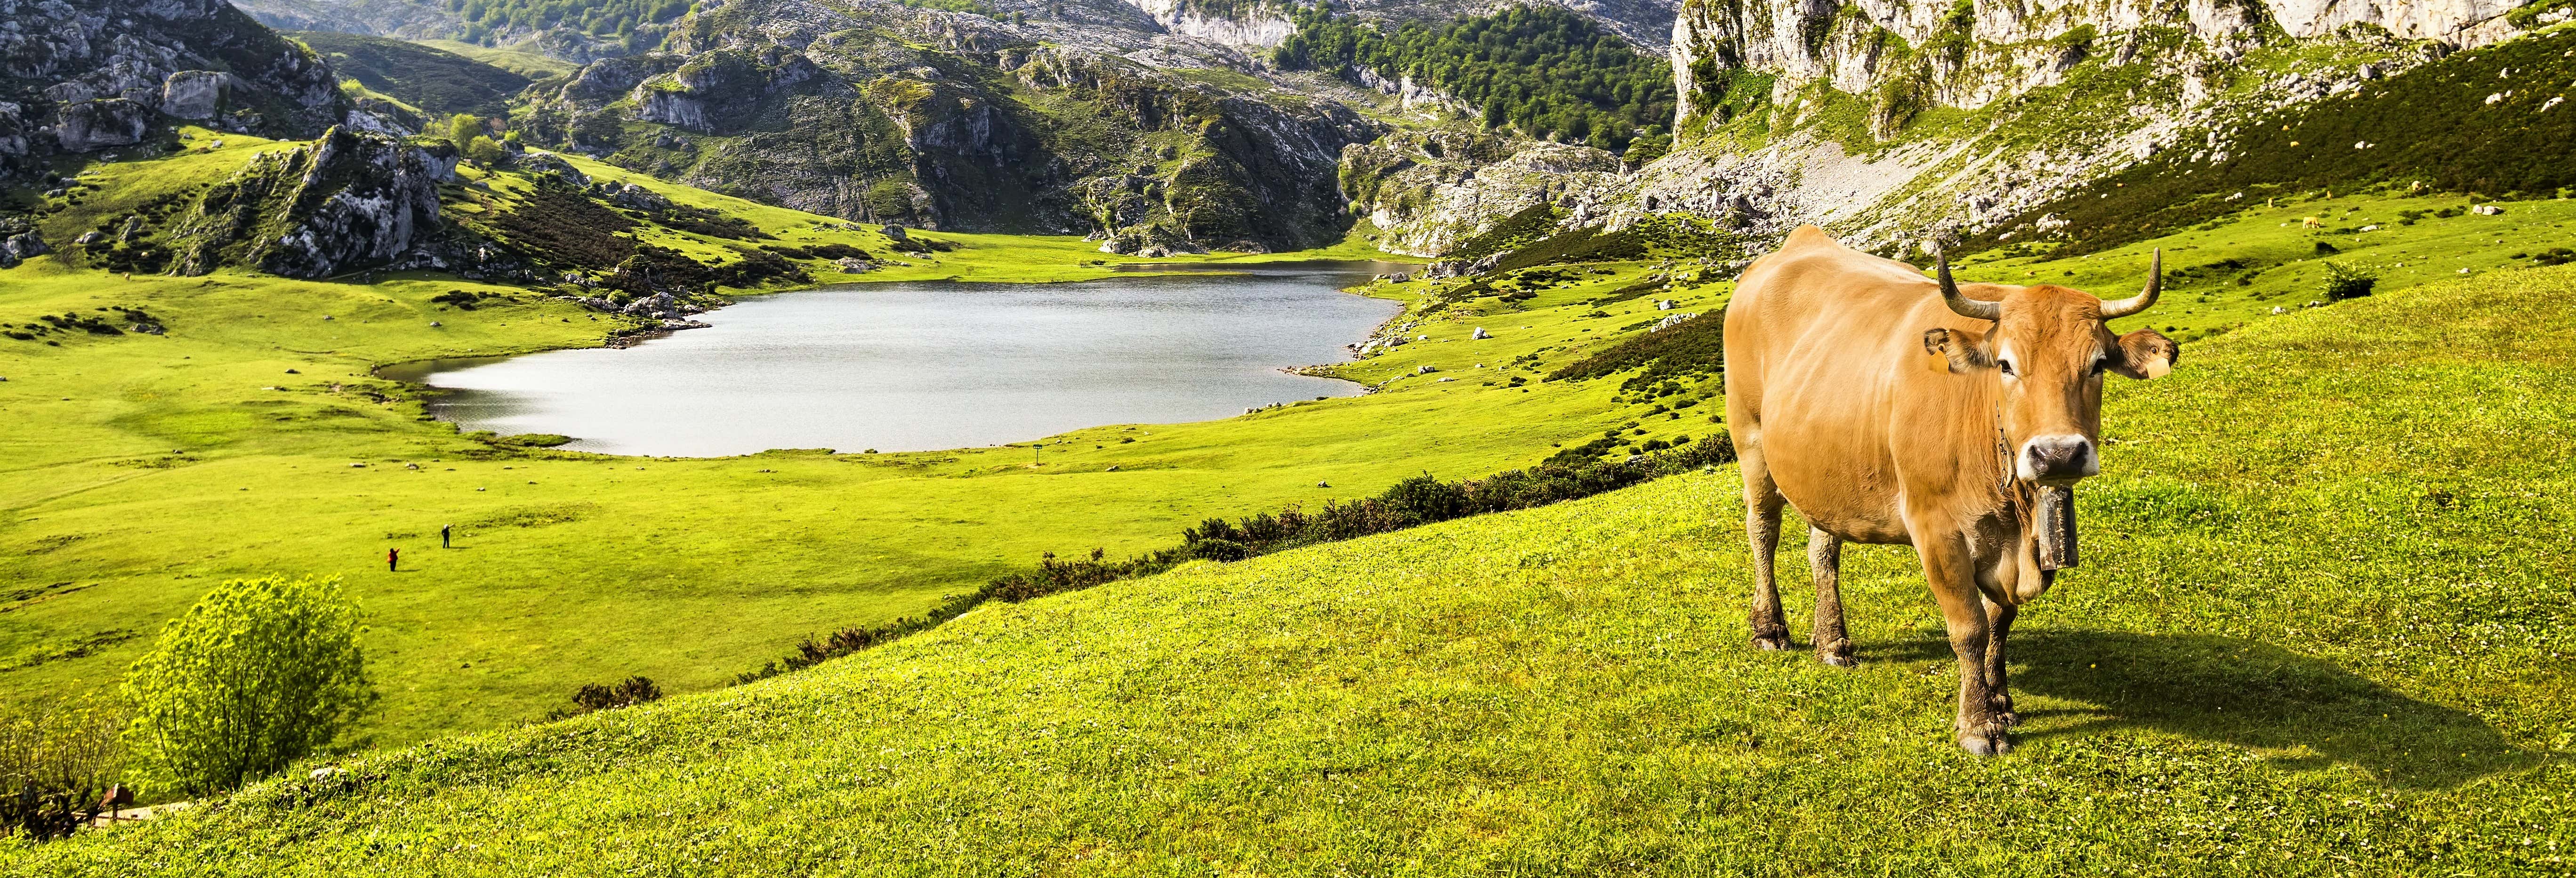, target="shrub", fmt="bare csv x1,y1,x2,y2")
1188,539,1249,562
1549,309,1727,389
121,575,374,795
464,135,512,167
2323,263,2378,300
0,697,125,841
562,677,661,717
